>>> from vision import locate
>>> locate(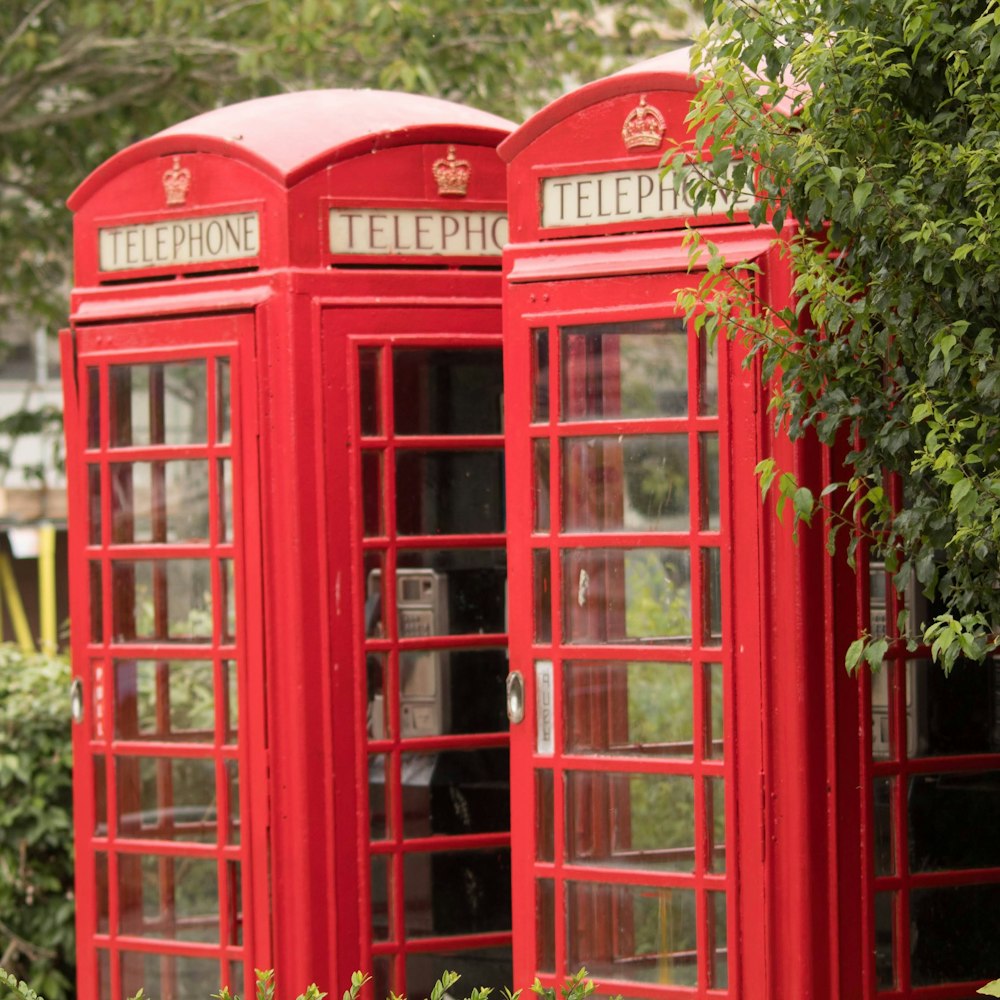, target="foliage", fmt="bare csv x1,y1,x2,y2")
0,648,74,1000
979,978,1000,996
2,0,697,332
673,0,1000,671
